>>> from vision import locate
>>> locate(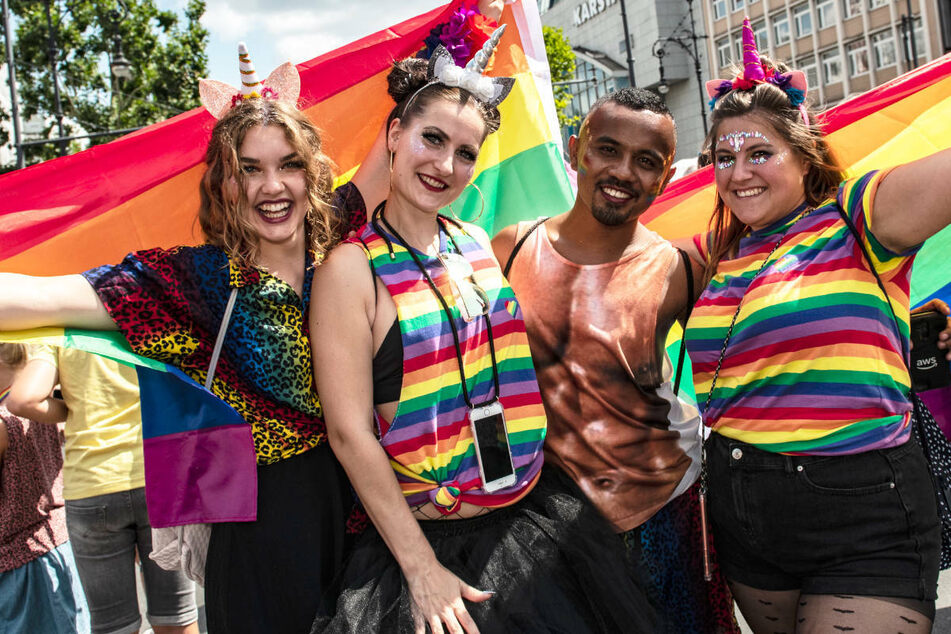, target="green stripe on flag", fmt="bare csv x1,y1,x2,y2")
64,329,166,371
